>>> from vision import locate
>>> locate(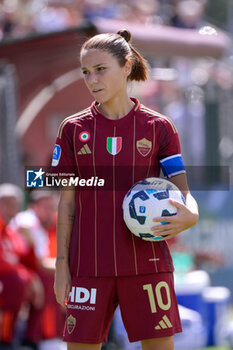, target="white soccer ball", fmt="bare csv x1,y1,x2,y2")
122,177,185,242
